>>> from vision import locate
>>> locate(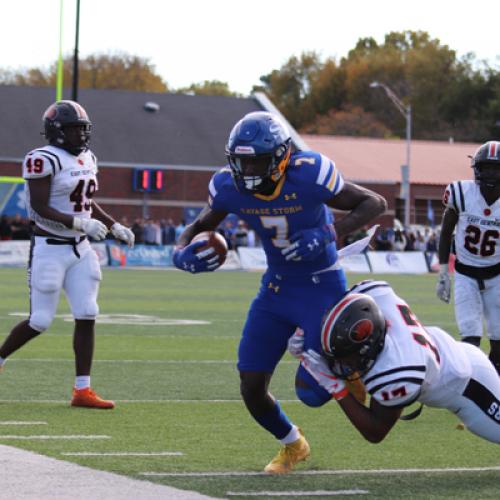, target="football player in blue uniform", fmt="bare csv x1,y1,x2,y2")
173,112,386,473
